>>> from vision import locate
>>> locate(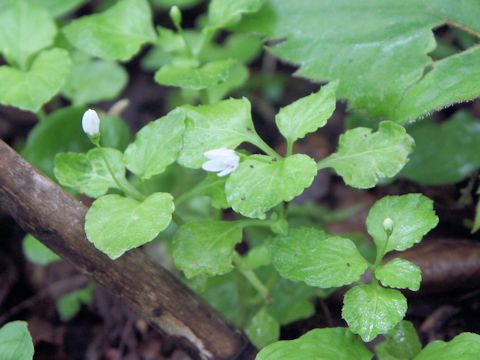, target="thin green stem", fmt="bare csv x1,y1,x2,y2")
374,231,391,268
286,140,294,157
233,253,270,303
250,136,282,159
97,146,145,201
236,219,276,229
